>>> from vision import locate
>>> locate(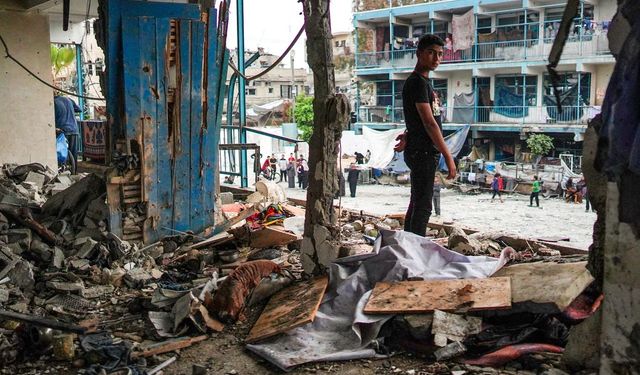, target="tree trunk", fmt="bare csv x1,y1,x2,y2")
300,0,351,275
